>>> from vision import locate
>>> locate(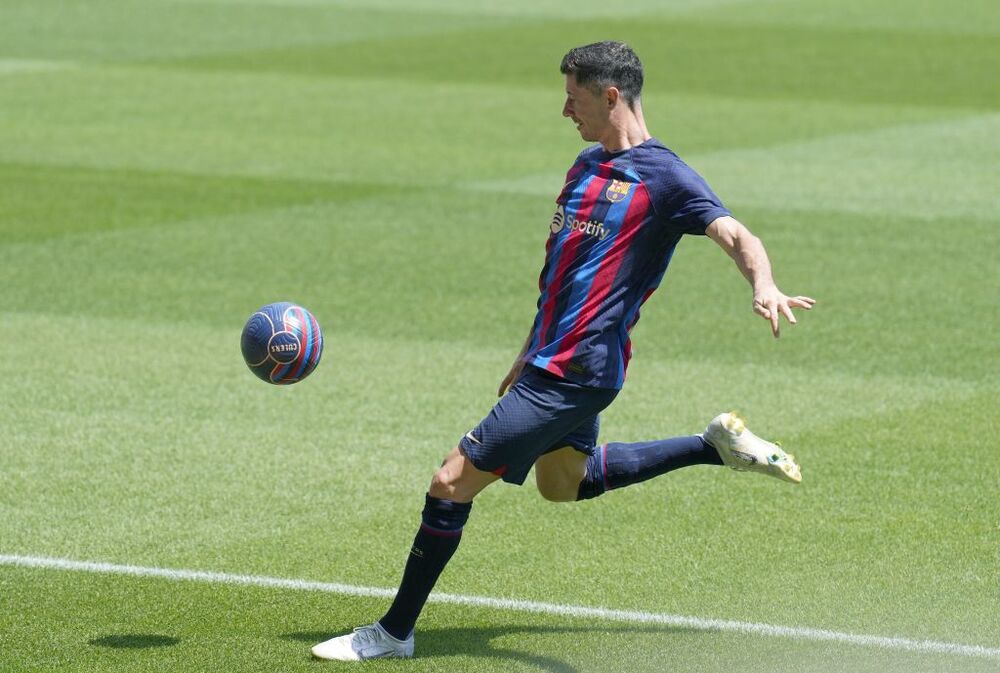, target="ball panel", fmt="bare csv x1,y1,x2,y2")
240,312,275,368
